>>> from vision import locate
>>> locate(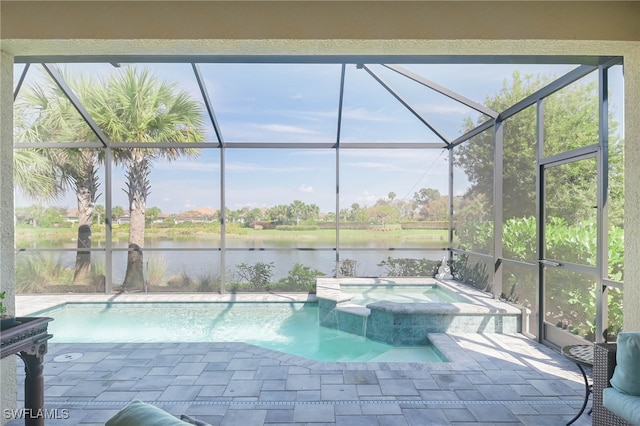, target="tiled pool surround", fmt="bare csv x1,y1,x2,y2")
316,278,523,345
